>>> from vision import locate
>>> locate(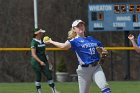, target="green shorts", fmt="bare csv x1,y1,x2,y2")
31,57,52,81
